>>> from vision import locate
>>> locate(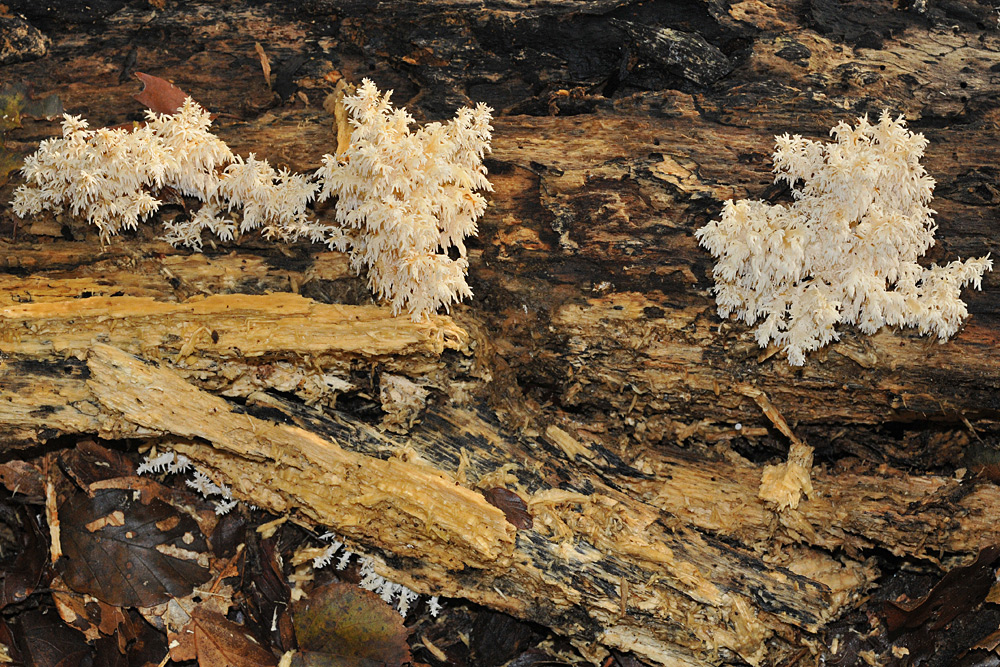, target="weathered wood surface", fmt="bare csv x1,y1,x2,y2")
4,303,1000,665
2,0,1000,664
